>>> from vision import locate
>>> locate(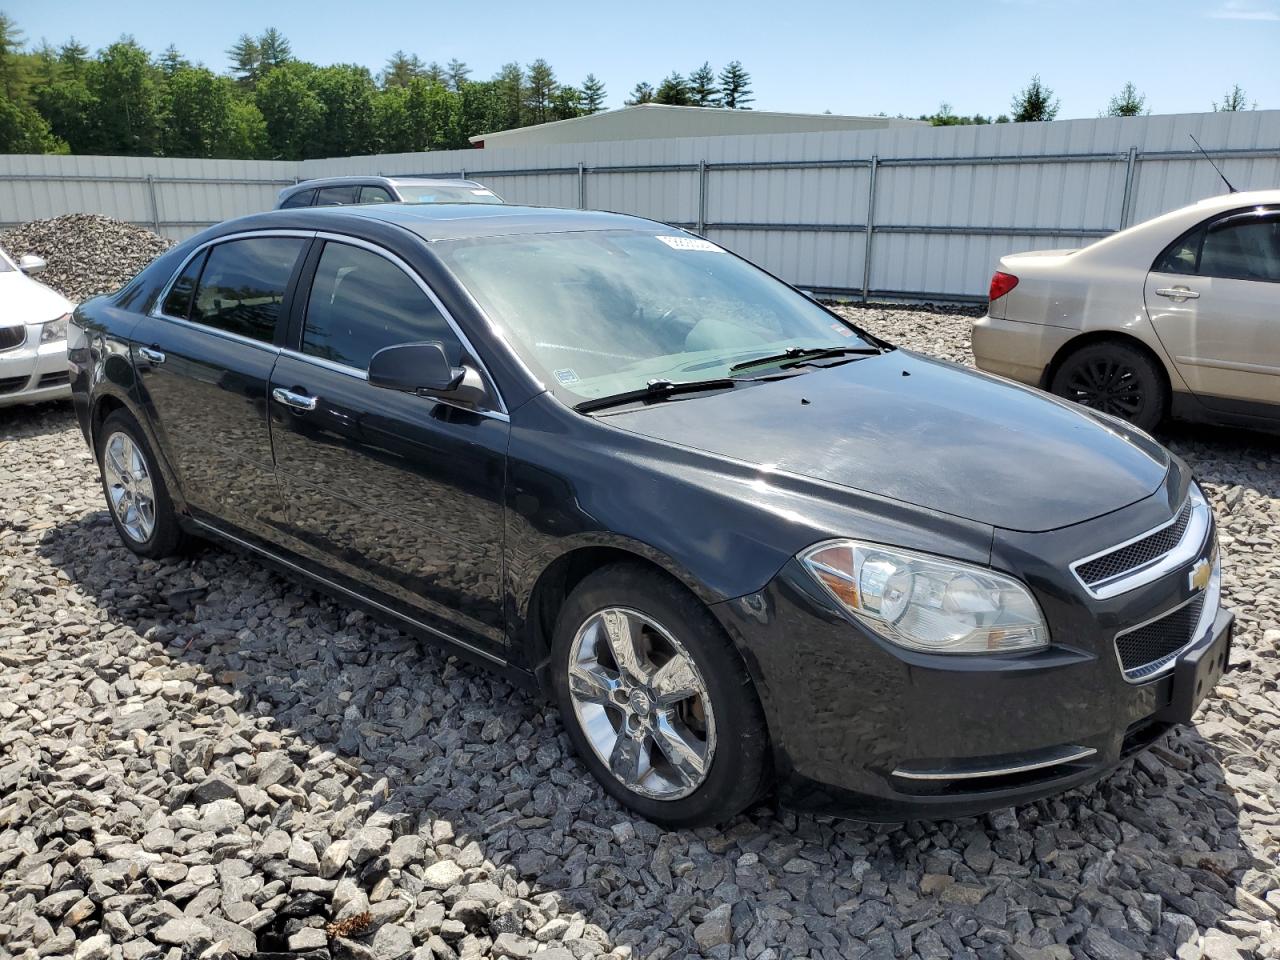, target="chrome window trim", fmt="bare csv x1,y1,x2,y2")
311,231,509,416
1069,487,1210,600
893,745,1097,782
190,518,507,667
